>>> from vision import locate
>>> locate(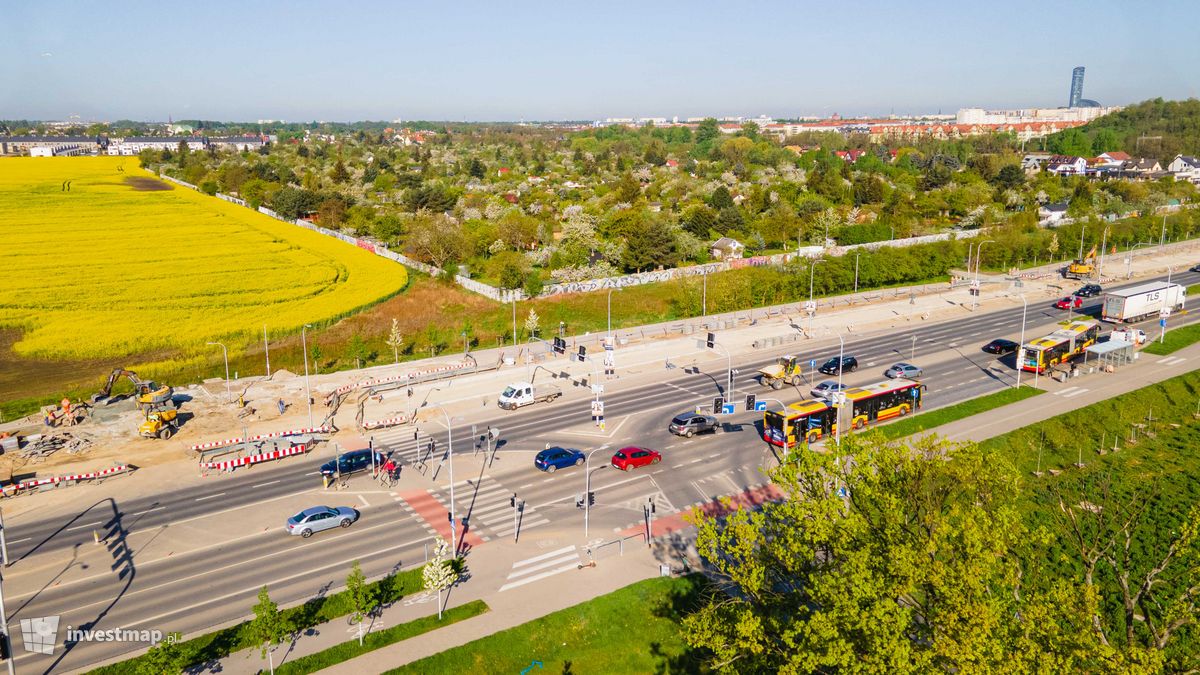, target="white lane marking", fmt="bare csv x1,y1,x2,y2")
499,563,580,592
9,538,30,544
1055,386,1081,396
195,492,226,502
518,483,534,489
132,506,165,516
304,471,319,476
64,521,101,532
512,545,576,568
251,480,280,488
358,495,370,507
509,553,579,578
1062,388,1090,399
